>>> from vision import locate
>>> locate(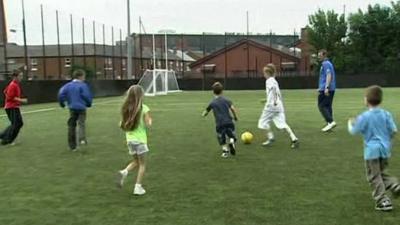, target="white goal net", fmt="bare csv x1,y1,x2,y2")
137,69,181,96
